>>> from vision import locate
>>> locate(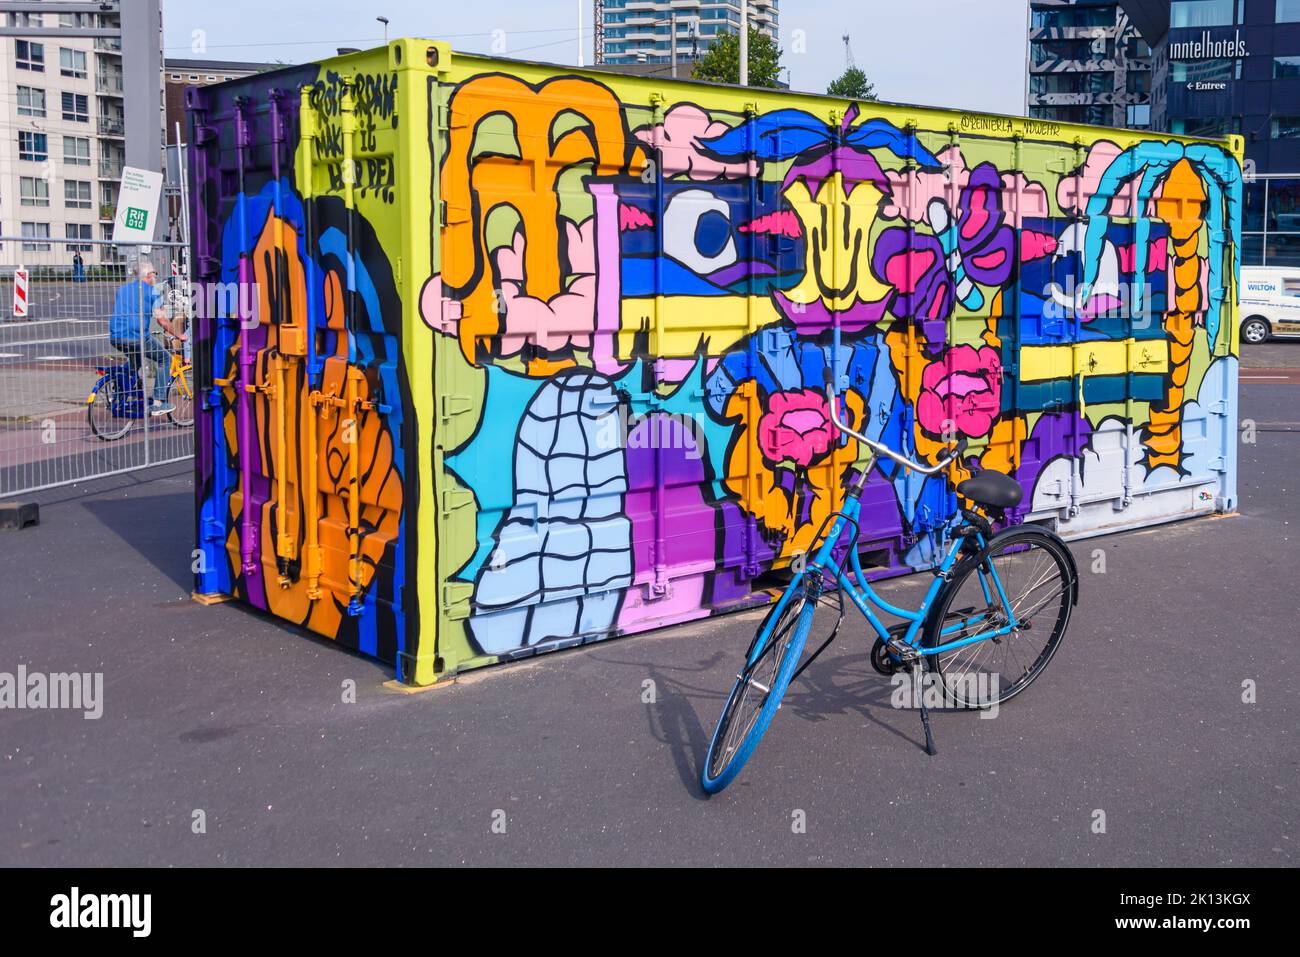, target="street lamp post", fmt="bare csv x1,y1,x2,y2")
377,16,389,46
577,0,584,67
739,0,748,86
670,12,677,79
